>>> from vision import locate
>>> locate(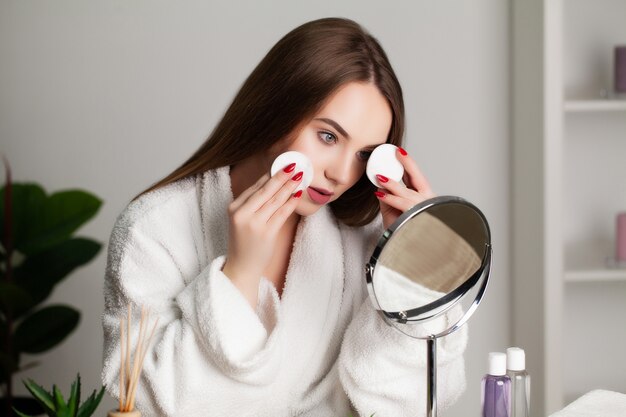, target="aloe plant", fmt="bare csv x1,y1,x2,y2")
0,156,103,416
13,373,105,417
